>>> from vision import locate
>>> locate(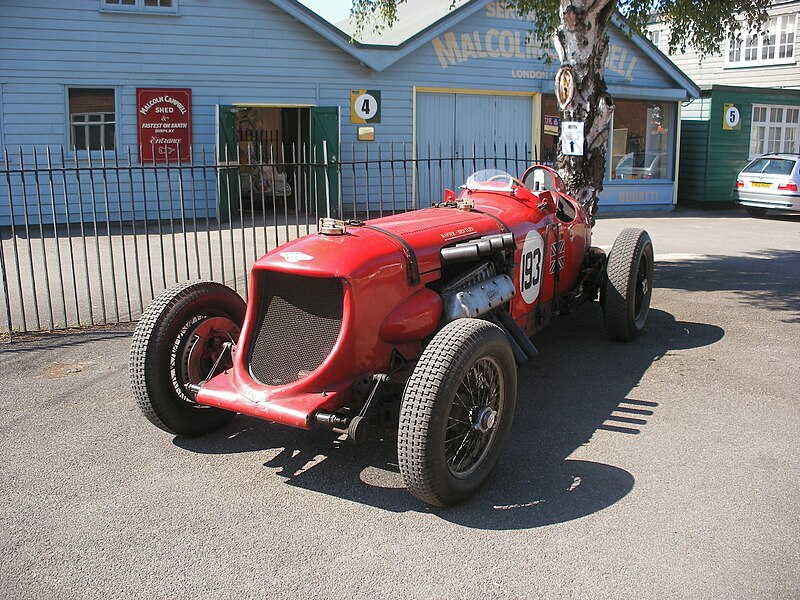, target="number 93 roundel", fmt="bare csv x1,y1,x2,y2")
519,229,544,304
